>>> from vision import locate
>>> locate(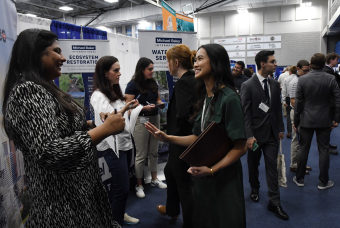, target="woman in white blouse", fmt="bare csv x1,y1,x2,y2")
91,56,139,226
